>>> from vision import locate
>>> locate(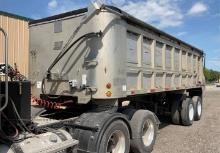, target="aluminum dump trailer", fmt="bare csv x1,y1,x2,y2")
0,3,205,153
29,6,205,104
